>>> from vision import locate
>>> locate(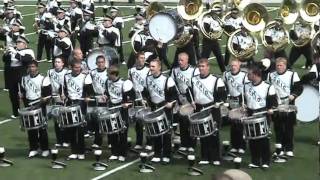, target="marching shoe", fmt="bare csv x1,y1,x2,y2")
162,157,170,164
91,144,100,149
68,154,78,160
187,147,195,152
28,150,38,158
230,148,237,153
10,115,17,119
198,160,209,165
238,148,245,154
108,155,118,160
62,143,70,148
78,154,85,160
178,147,187,151
262,164,269,169
145,145,152,151
248,163,259,168
151,157,161,163
55,143,62,148
212,161,221,166
285,151,294,157
118,156,125,162
134,145,143,150
41,150,50,157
